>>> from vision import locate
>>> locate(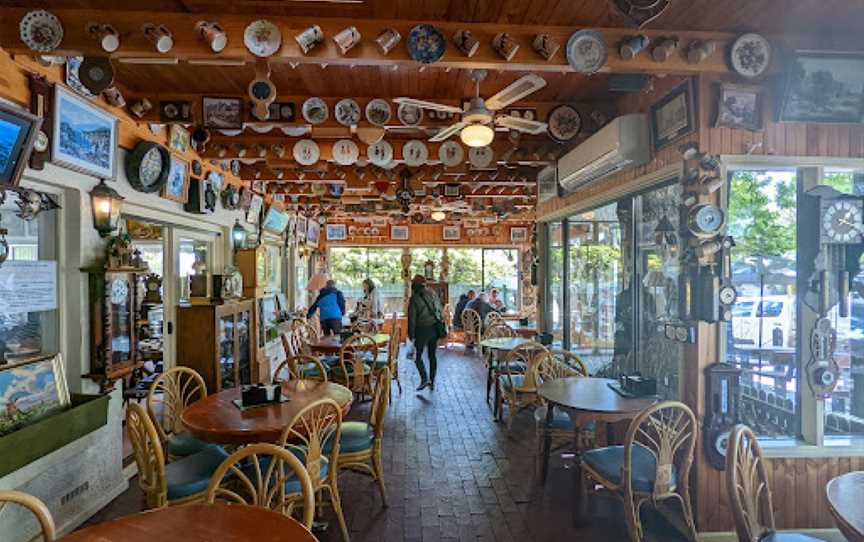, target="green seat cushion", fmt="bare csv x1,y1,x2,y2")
492,360,526,373
582,443,674,493
534,406,573,429
296,362,326,379
497,374,527,391
165,445,230,500
332,364,372,377
323,421,374,455
321,355,340,367
166,431,214,457
760,534,826,542
242,449,329,495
